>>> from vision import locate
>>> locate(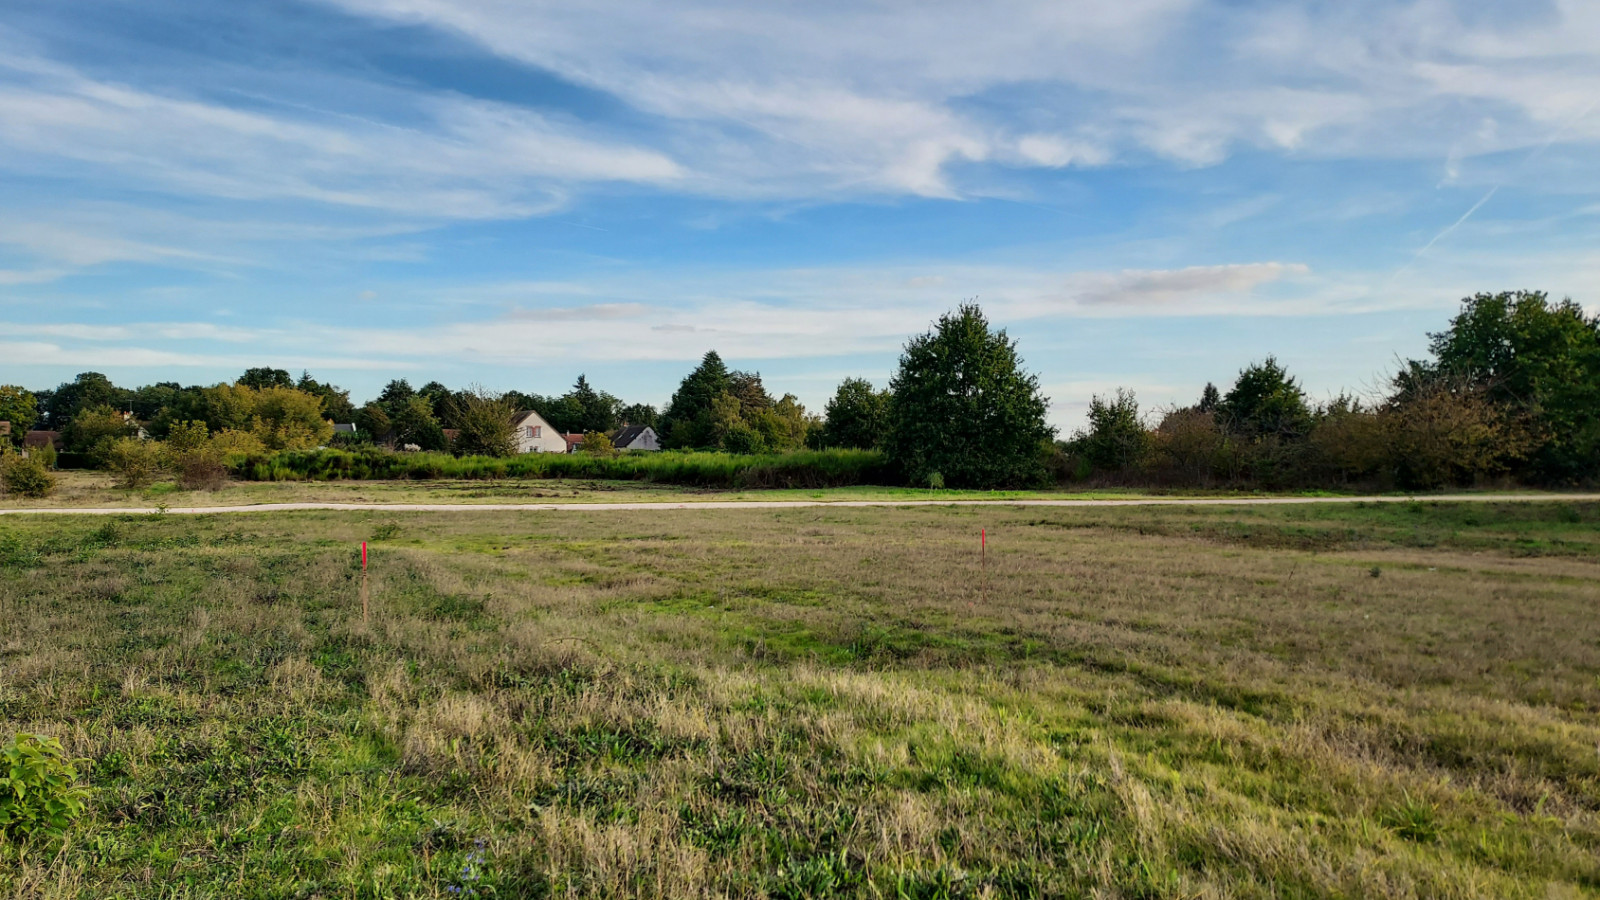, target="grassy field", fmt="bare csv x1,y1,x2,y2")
0,471,1295,509
1,500,1598,897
